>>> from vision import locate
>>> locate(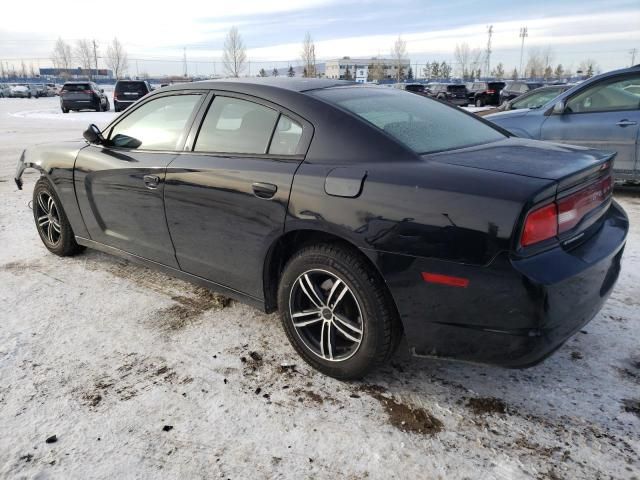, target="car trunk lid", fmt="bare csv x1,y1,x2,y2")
115,81,147,101
61,83,92,101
